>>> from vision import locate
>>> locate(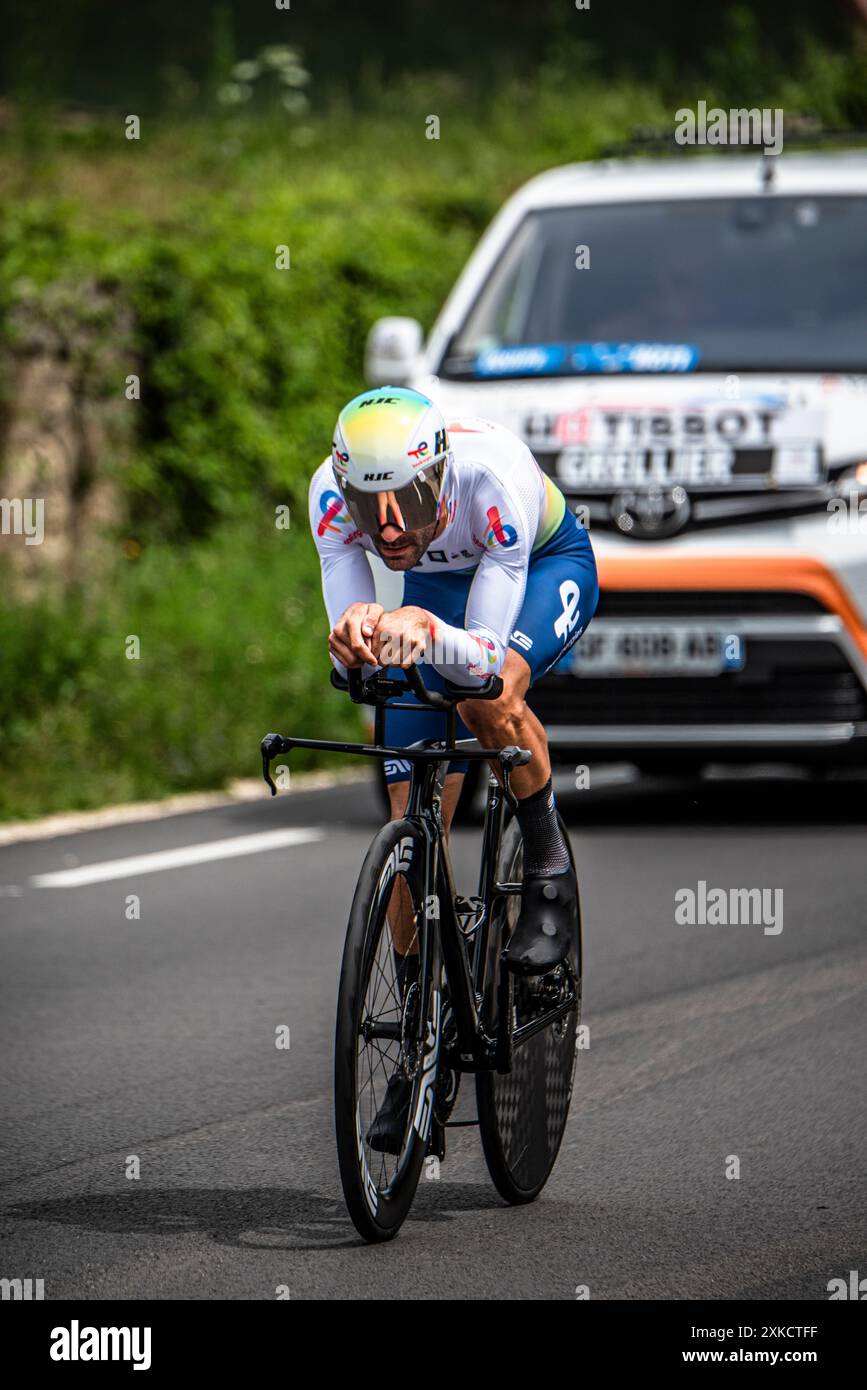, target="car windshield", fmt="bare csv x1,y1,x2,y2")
441,196,867,376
